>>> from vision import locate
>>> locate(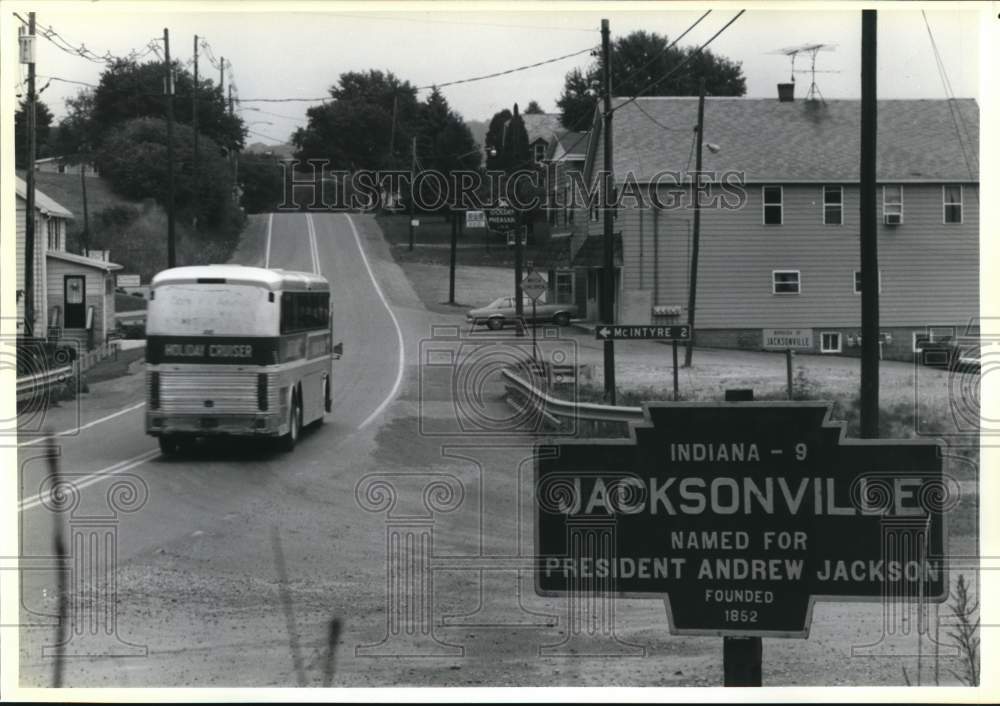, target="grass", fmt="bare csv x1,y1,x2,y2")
378,213,552,268
29,172,240,281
